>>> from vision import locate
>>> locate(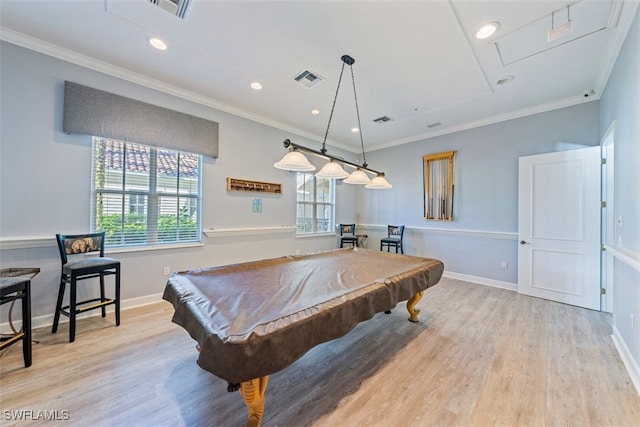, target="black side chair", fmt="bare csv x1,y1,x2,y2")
380,225,405,254
53,232,121,342
339,224,358,248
